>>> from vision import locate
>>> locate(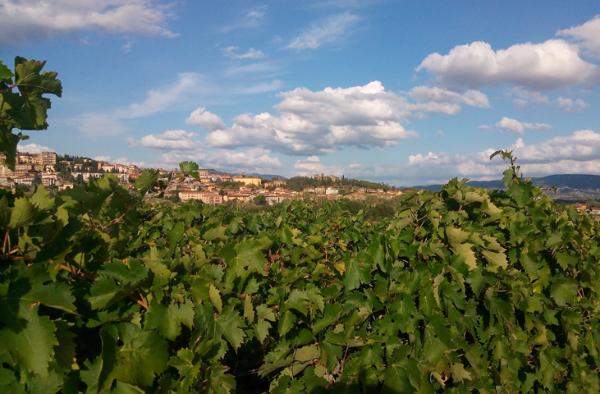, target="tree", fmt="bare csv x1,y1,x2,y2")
0,57,62,168
179,161,199,178
254,194,267,206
